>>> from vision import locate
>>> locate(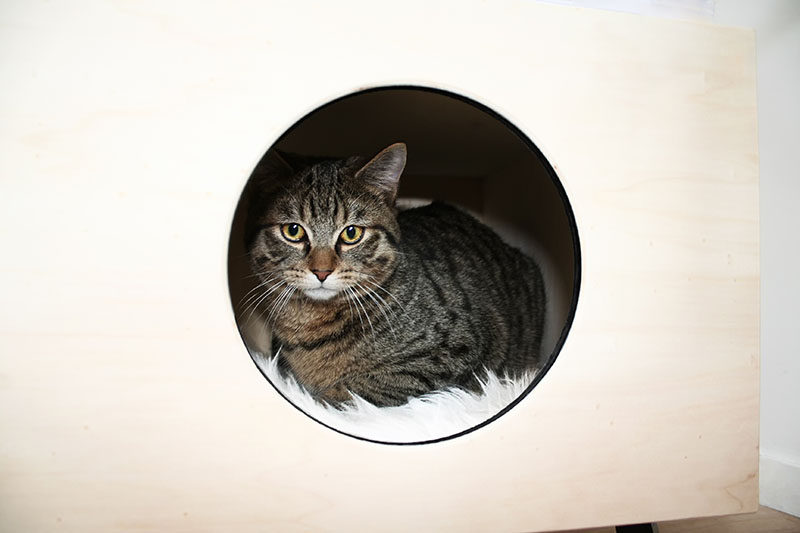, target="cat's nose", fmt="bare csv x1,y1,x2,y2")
312,269,333,282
